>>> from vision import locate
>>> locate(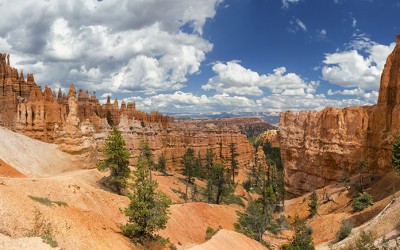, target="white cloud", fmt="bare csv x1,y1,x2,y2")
282,0,300,9
262,67,319,96
202,61,265,96
352,17,357,28
202,61,319,98
296,19,307,32
320,29,327,37
322,36,396,90
0,0,220,95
